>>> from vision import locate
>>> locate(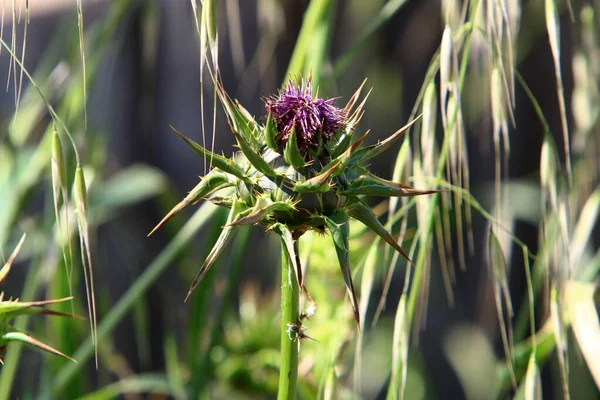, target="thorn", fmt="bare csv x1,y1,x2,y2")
184,288,194,303
286,321,317,342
